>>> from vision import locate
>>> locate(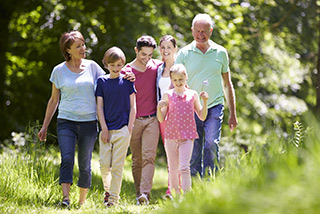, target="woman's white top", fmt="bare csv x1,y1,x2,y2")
158,76,171,99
